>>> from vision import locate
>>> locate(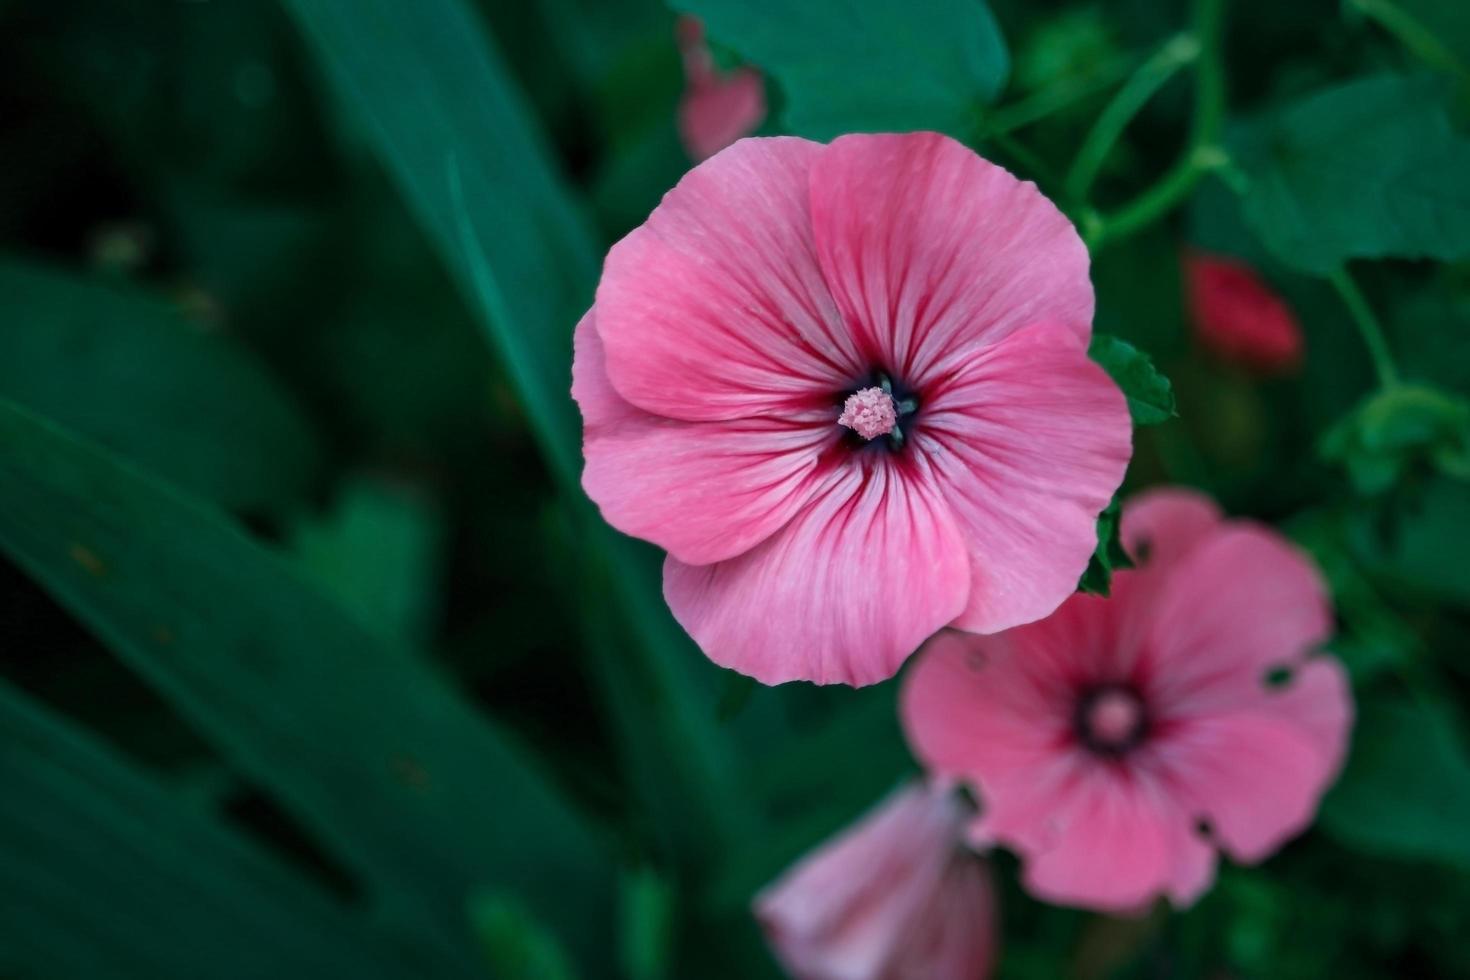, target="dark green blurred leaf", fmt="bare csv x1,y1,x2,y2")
283,0,755,865
619,866,675,980
0,677,425,980
0,398,612,974
1322,694,1470,871
1089,333,1177,425
470,892,580,980
1347,476,1470,607
291,476,443,645
1320,383,1470,494
670,0,1009,138
281,0,597,486
1078,496,1135,597
1234,75,1470,274
0,259,319,511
